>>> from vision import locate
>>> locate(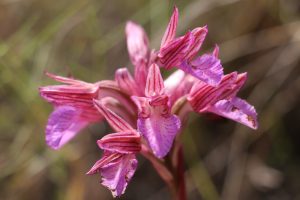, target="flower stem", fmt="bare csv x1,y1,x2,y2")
140,145,178,197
